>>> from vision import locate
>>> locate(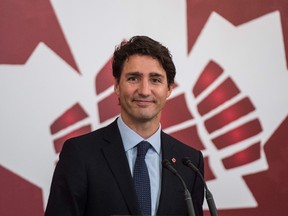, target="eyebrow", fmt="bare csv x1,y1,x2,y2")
126,71,141,76
150,72,164,78
125,72,164,77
